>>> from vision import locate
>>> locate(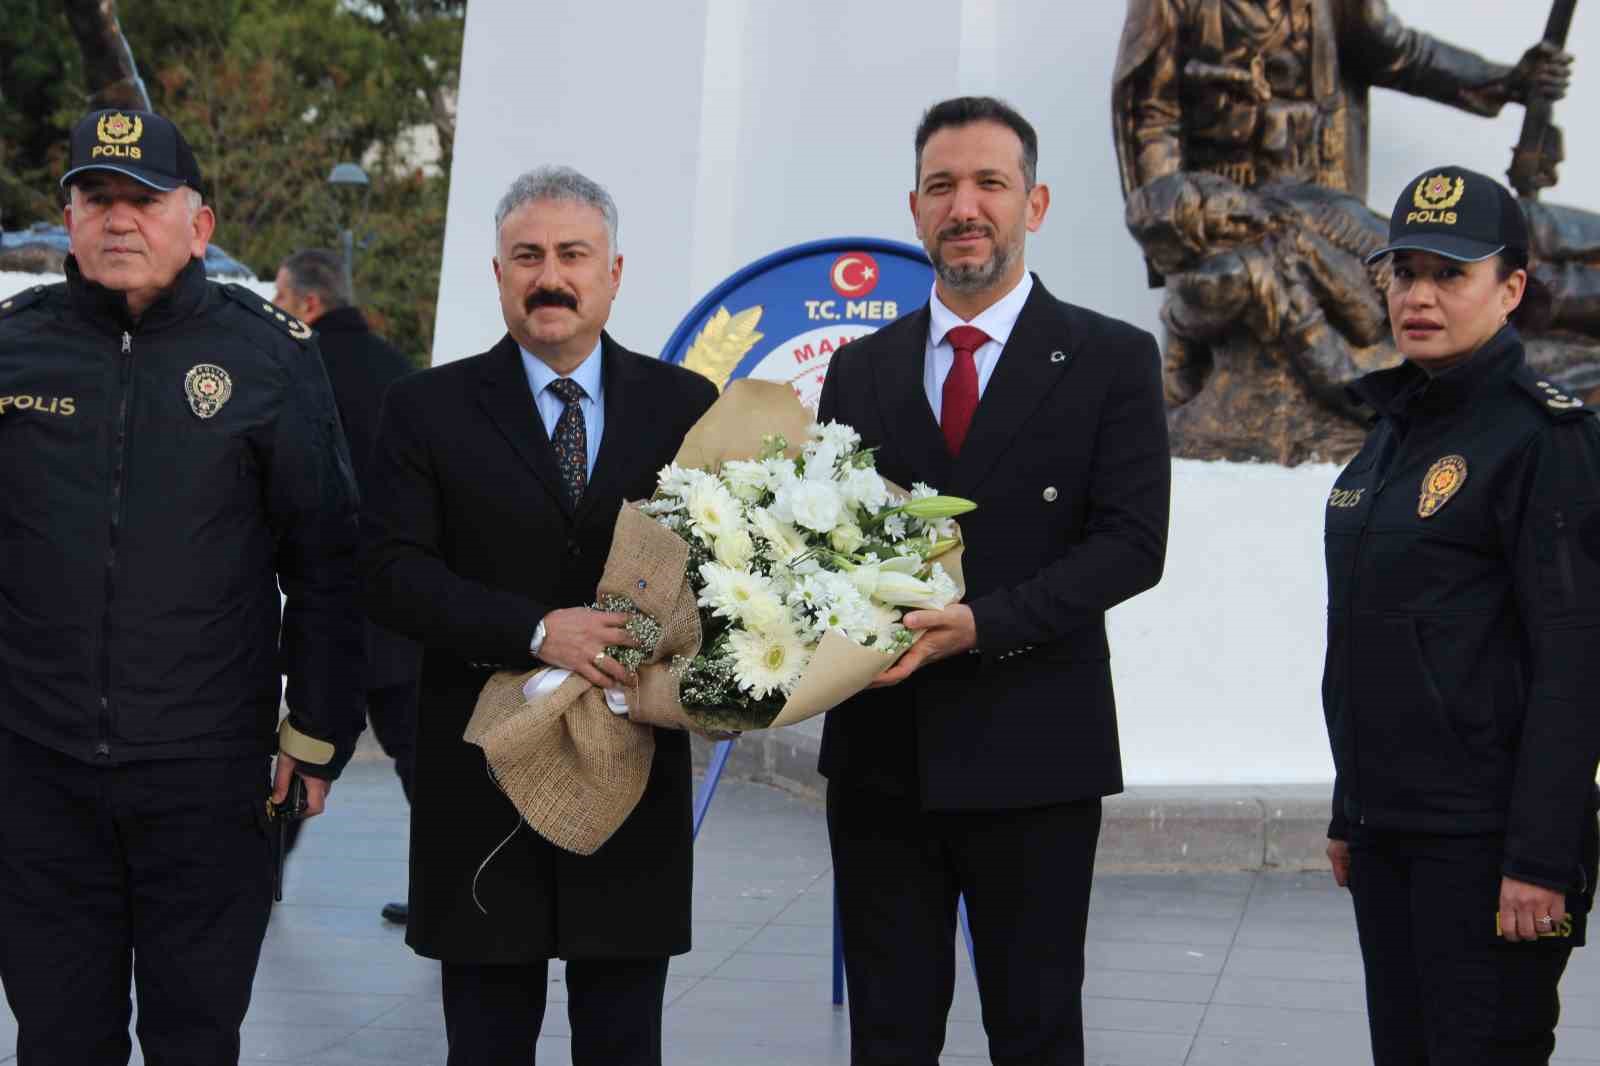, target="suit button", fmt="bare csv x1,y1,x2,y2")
567,541,581,558
1042,487,1058,502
